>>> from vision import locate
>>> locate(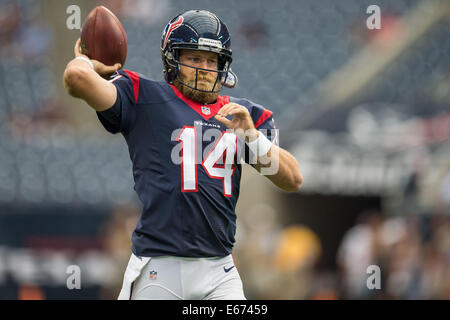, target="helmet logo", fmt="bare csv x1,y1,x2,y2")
198,38,222,49
163,16,184,50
